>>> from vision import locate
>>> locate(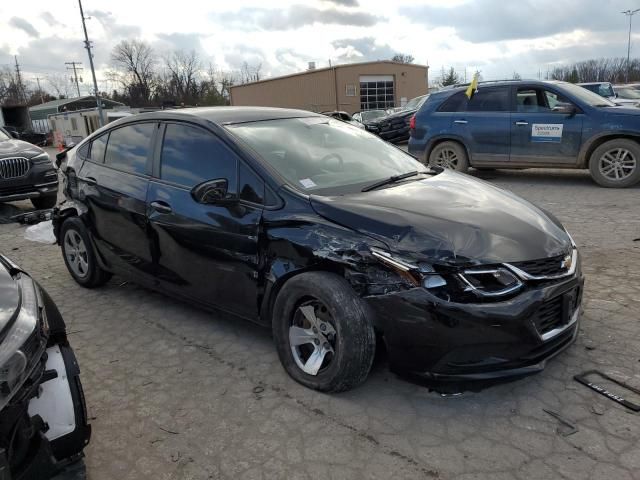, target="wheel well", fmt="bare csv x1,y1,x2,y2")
582,135,640,168
426,138,470,164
